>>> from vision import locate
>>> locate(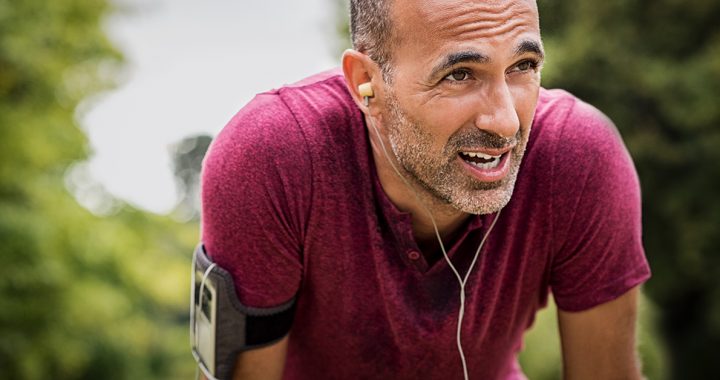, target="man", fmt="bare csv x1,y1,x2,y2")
198,0,651,378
